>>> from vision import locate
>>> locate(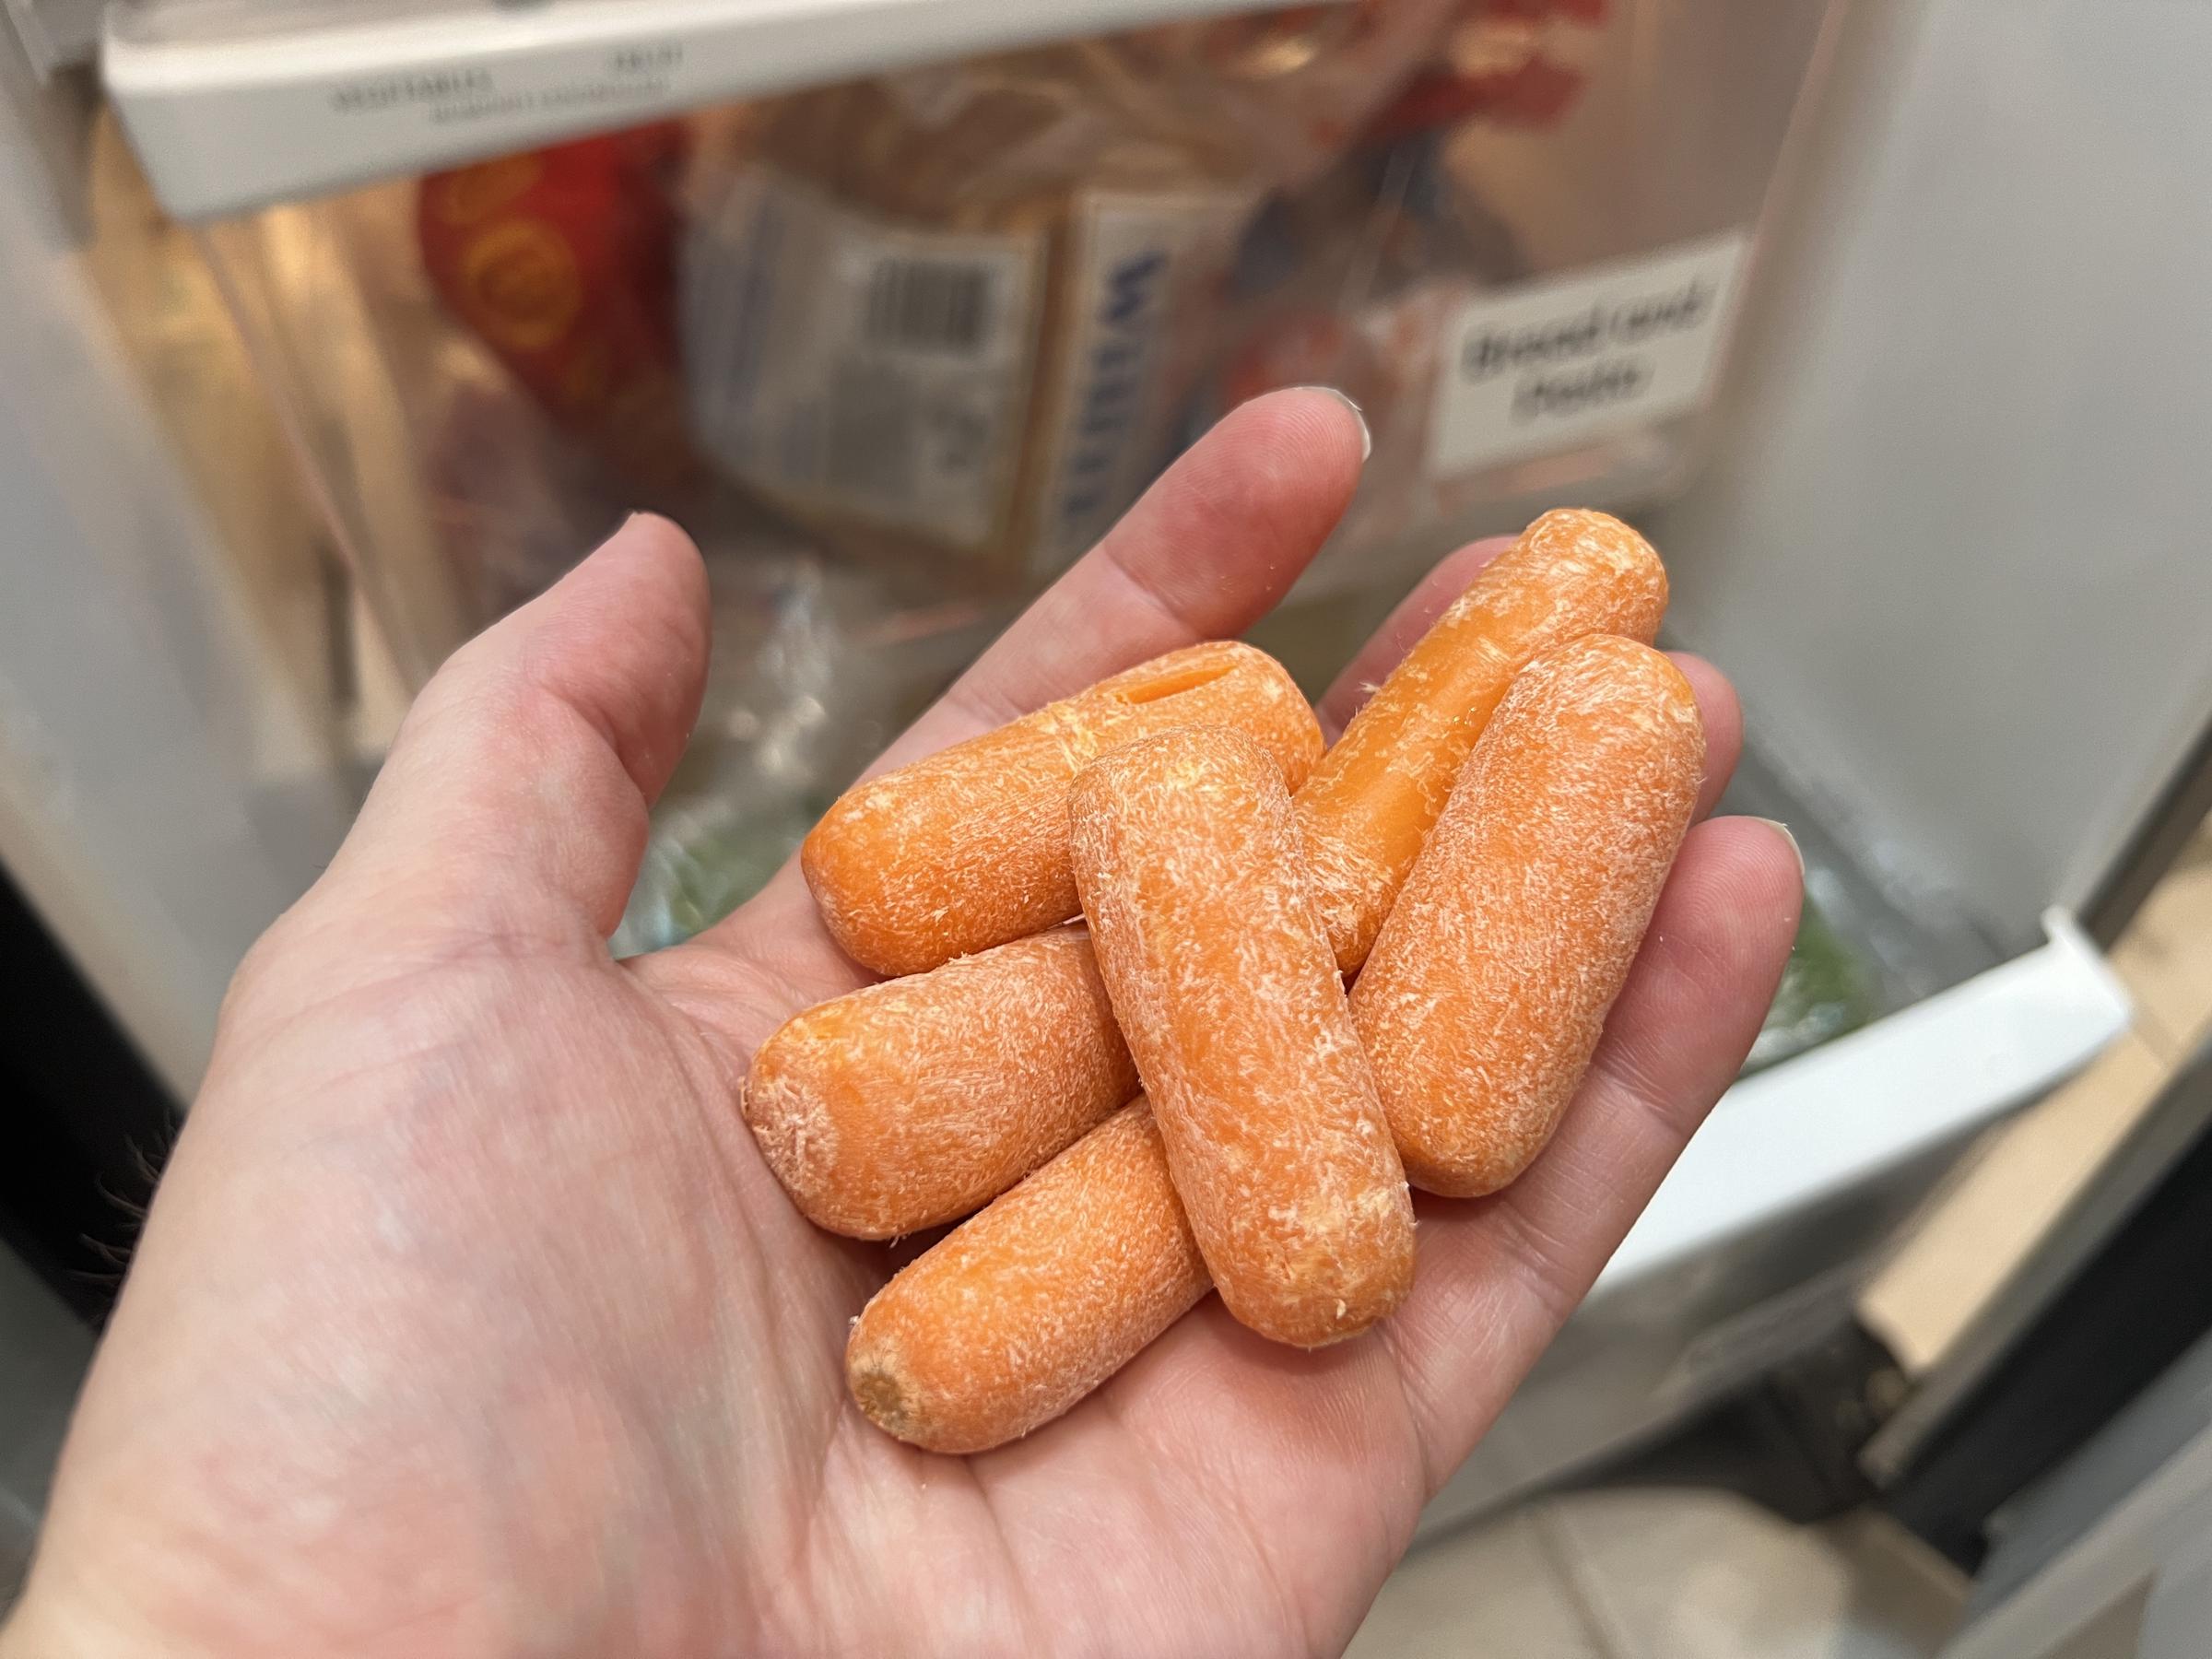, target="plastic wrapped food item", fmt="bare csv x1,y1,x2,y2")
1743,901,1881,1076
682,71,1242,584
1188,0,1818,586
1122,0,1461,189
1199,135,1523,553
418,125,700,495
421,359,629,626
1366,0,1608,147
615,539,1006,954
678,9,1462,585
1190,0,1606,561
176,0,1840,741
